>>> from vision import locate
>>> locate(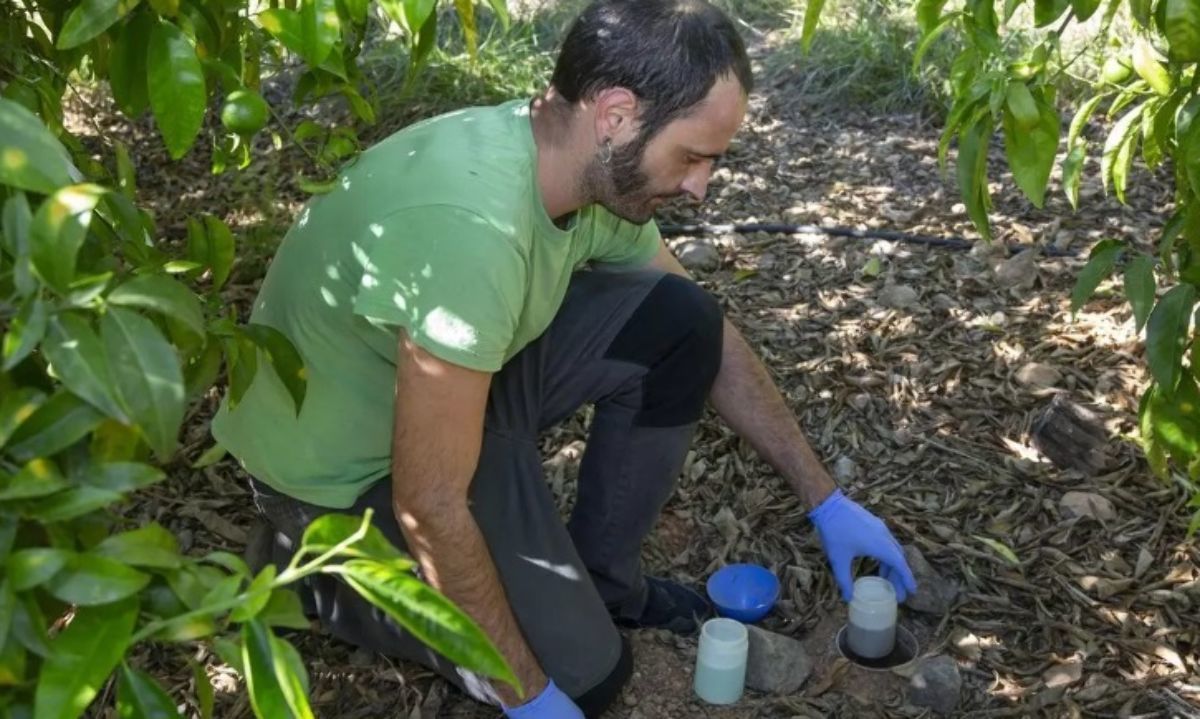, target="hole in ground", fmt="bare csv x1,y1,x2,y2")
835,624,919,671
